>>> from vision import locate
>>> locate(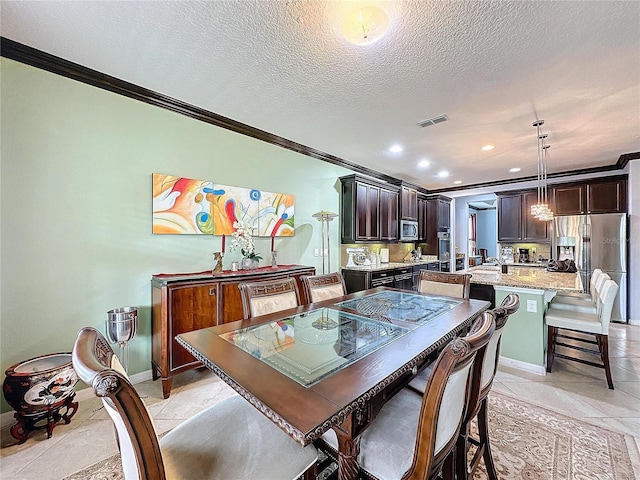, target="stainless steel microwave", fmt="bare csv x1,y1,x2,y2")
400,220,419,241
